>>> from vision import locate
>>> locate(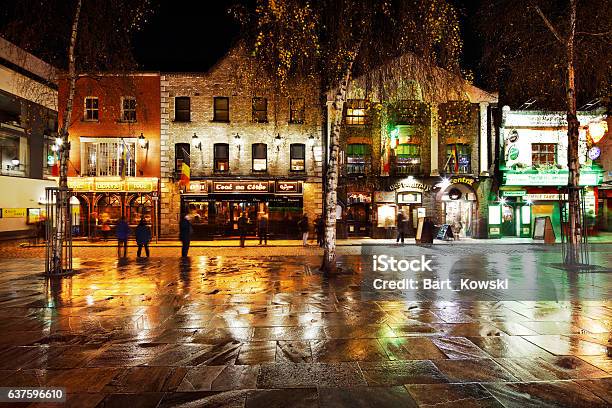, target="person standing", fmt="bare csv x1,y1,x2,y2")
315,216,324,248
396,211,406,245
179,215,193,257
258,214,268,245
135,218,152,258
116,216,130,258
421,217,434,244
298,214,309,246
101,220,111,241
238,212,248,247
452,219,463,241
